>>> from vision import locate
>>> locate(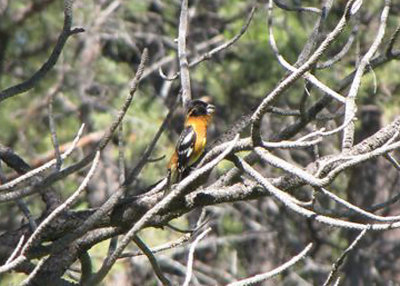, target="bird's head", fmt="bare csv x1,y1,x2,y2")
187,99,215,117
